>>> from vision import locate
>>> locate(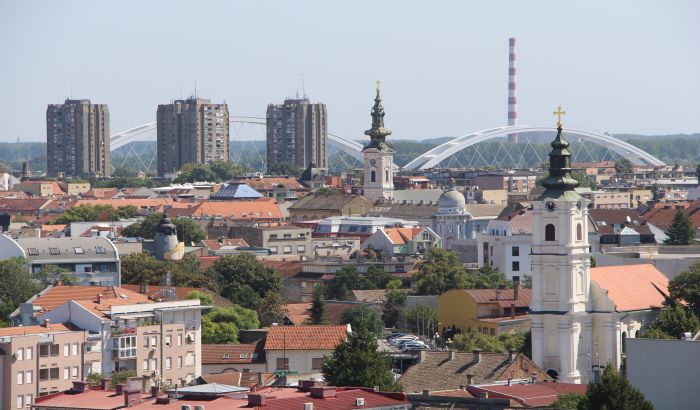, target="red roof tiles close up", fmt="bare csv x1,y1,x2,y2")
264,325,349,350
